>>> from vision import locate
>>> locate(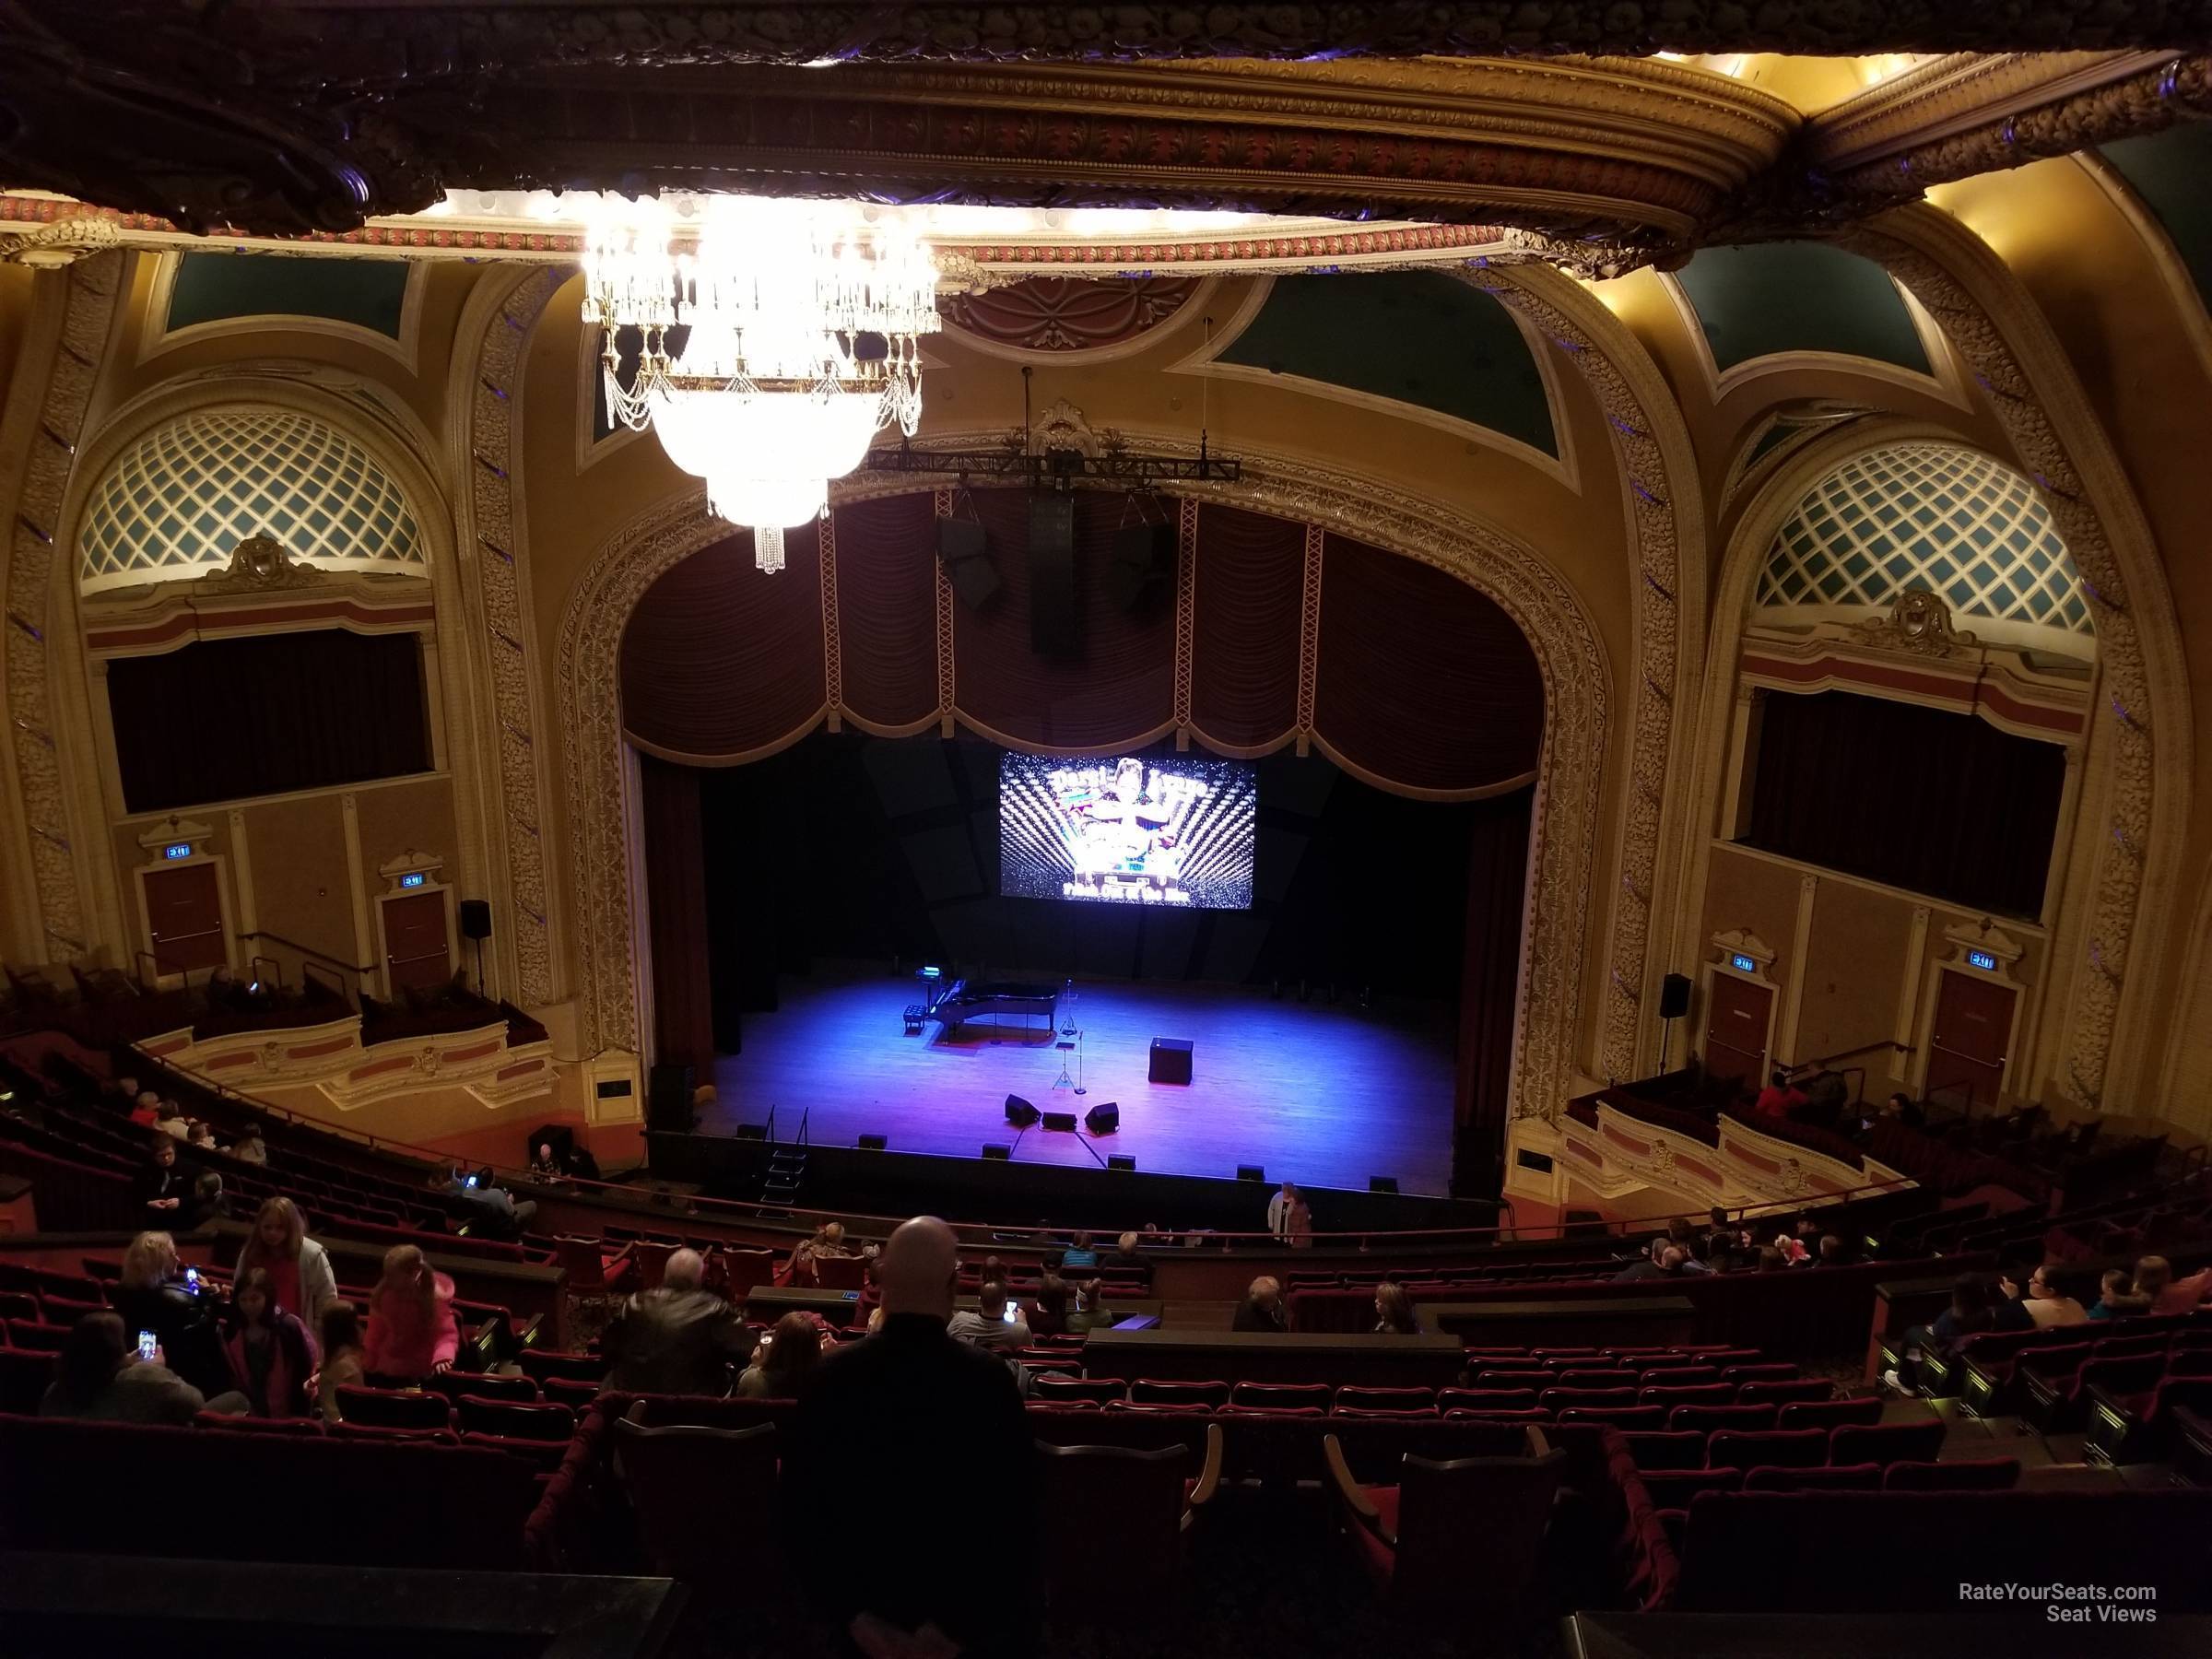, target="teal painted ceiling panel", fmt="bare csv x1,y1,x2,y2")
2102,124,2212,319
167,253,409,338
1677,242,1931,376
1218,271,1556,458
